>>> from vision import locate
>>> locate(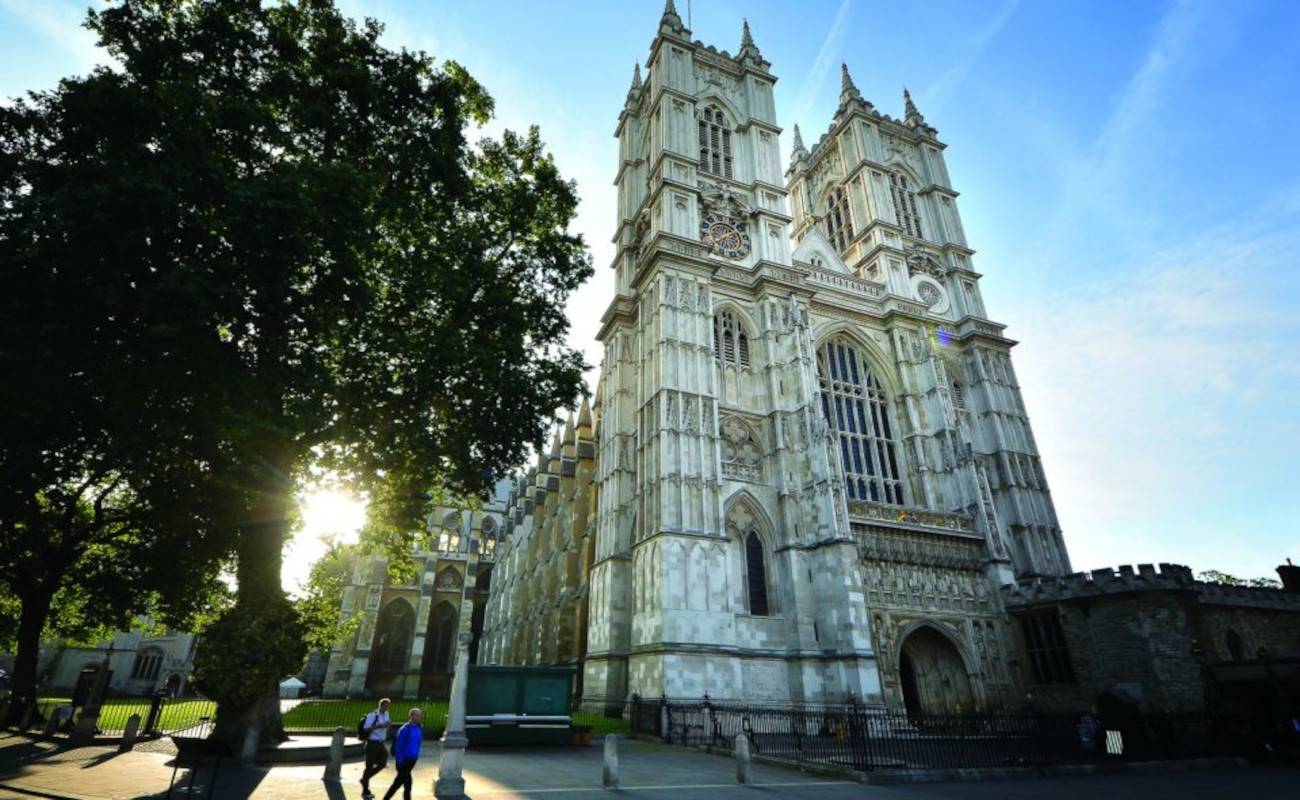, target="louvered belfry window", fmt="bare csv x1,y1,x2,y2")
698,105,733,179
713,311,750,368
889,172,924,239
816,337,904,504
826,185,854,251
